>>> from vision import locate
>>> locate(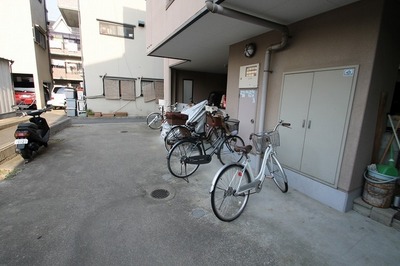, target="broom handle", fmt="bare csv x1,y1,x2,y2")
379,117,400,164
388,115,400,149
